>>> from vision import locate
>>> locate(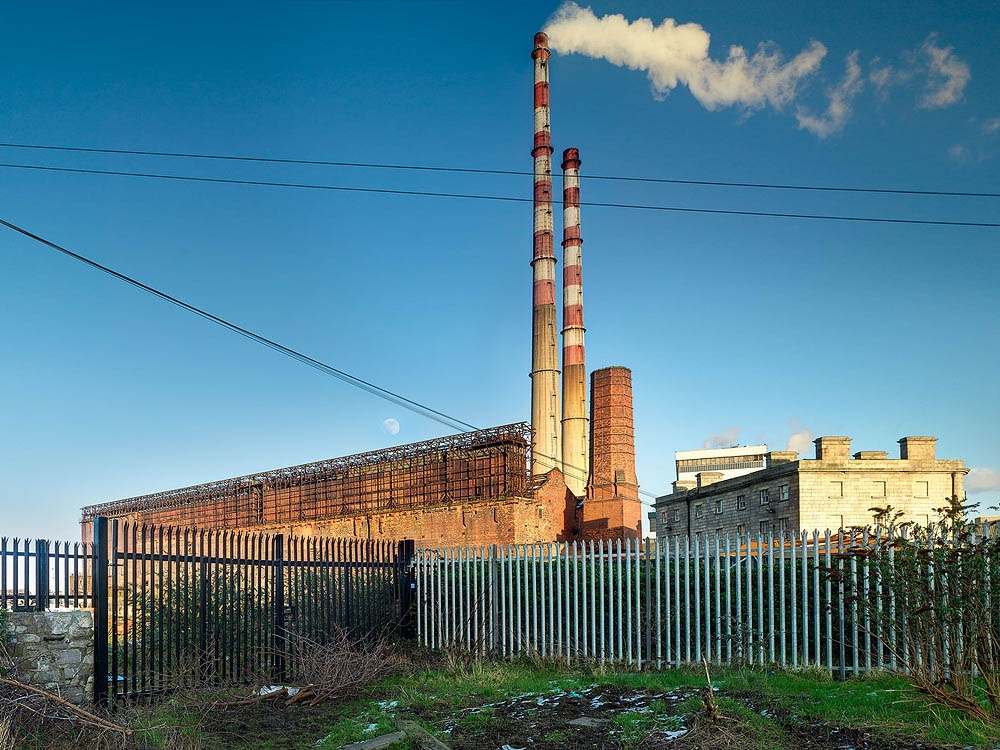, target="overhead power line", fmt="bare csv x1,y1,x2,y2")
1,161,997,228
0,215,658,504
1,140,997,199
0,216,477,435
